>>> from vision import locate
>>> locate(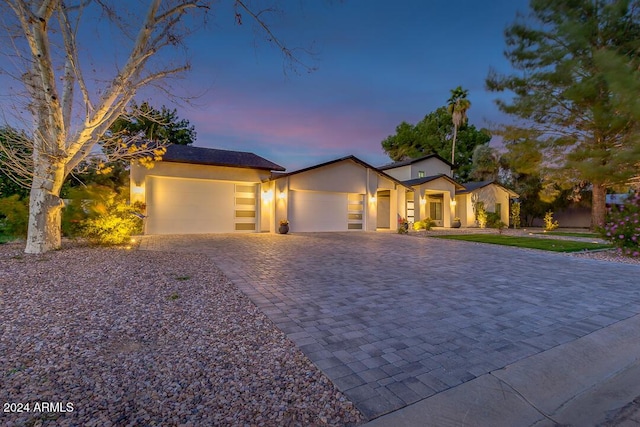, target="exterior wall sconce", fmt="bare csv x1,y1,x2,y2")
262,189,274,202
131,185,144,195
451,200,457,206
278,192,286,200
420,197,426,205
369,196,377,203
